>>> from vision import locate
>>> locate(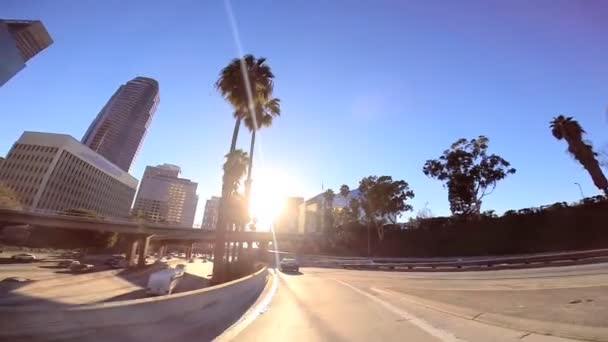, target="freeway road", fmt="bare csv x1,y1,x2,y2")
0,258,213,306
229,263,608,342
